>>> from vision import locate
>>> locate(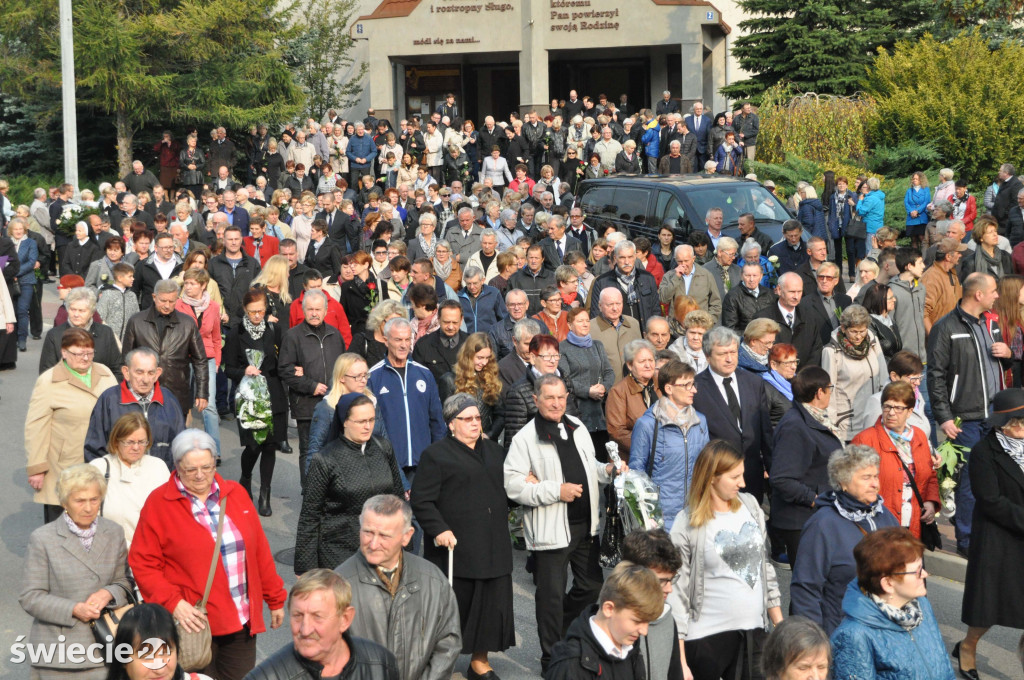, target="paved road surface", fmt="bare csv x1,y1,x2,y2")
0,286,1021,678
